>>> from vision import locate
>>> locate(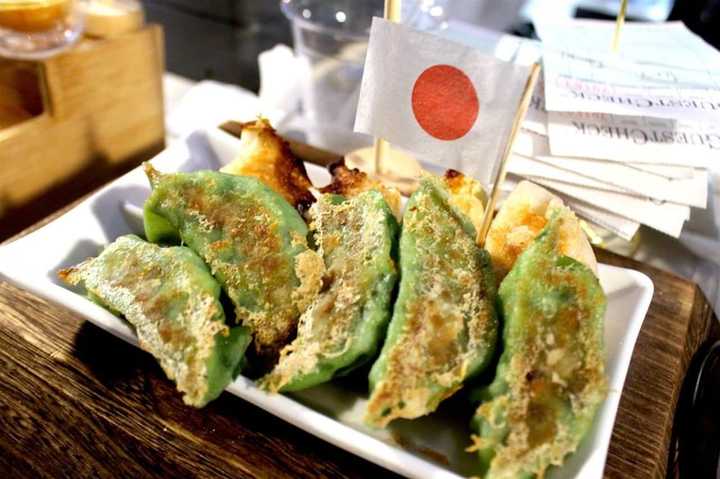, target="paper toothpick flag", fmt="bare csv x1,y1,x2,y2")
354,18,532,185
